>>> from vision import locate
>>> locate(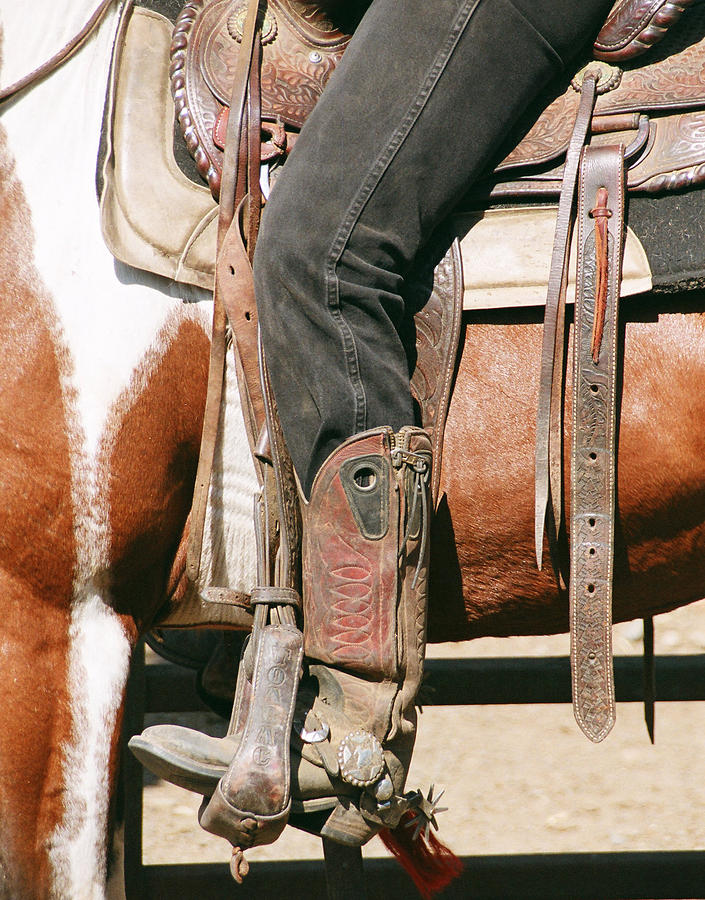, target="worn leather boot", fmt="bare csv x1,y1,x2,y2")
129,424,433,846
288,424,433,844
129,633,255,796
